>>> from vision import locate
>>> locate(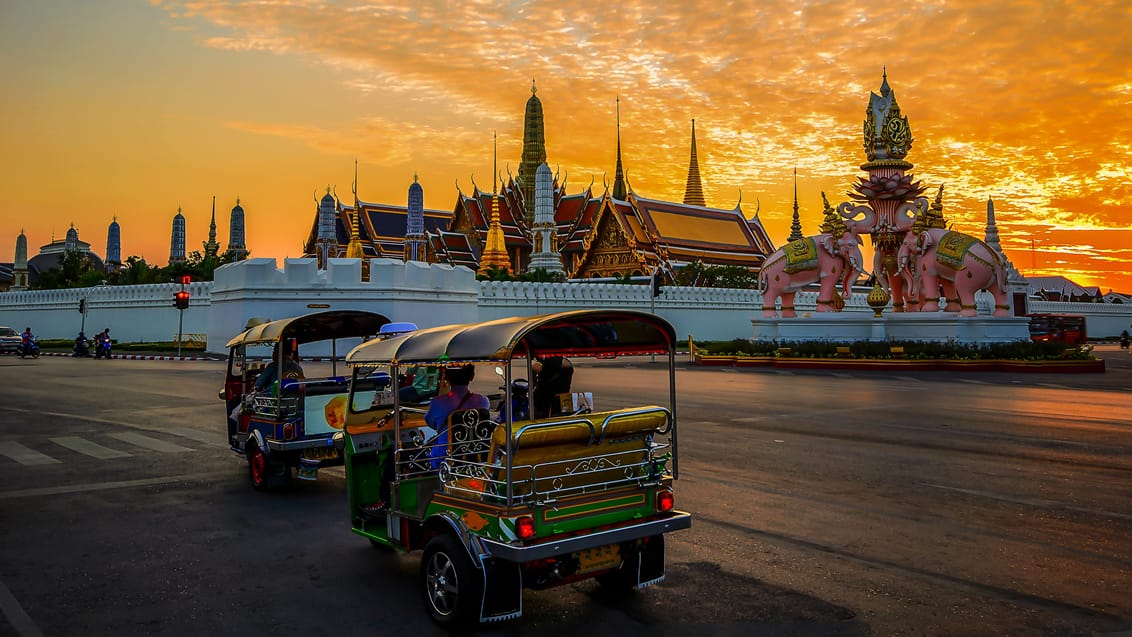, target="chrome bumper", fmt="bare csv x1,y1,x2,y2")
479,511,692,562
265,437,339,453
